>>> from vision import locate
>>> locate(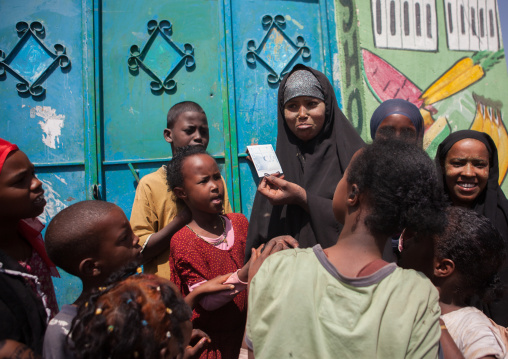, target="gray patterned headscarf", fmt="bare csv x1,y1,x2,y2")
283,70,324,104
